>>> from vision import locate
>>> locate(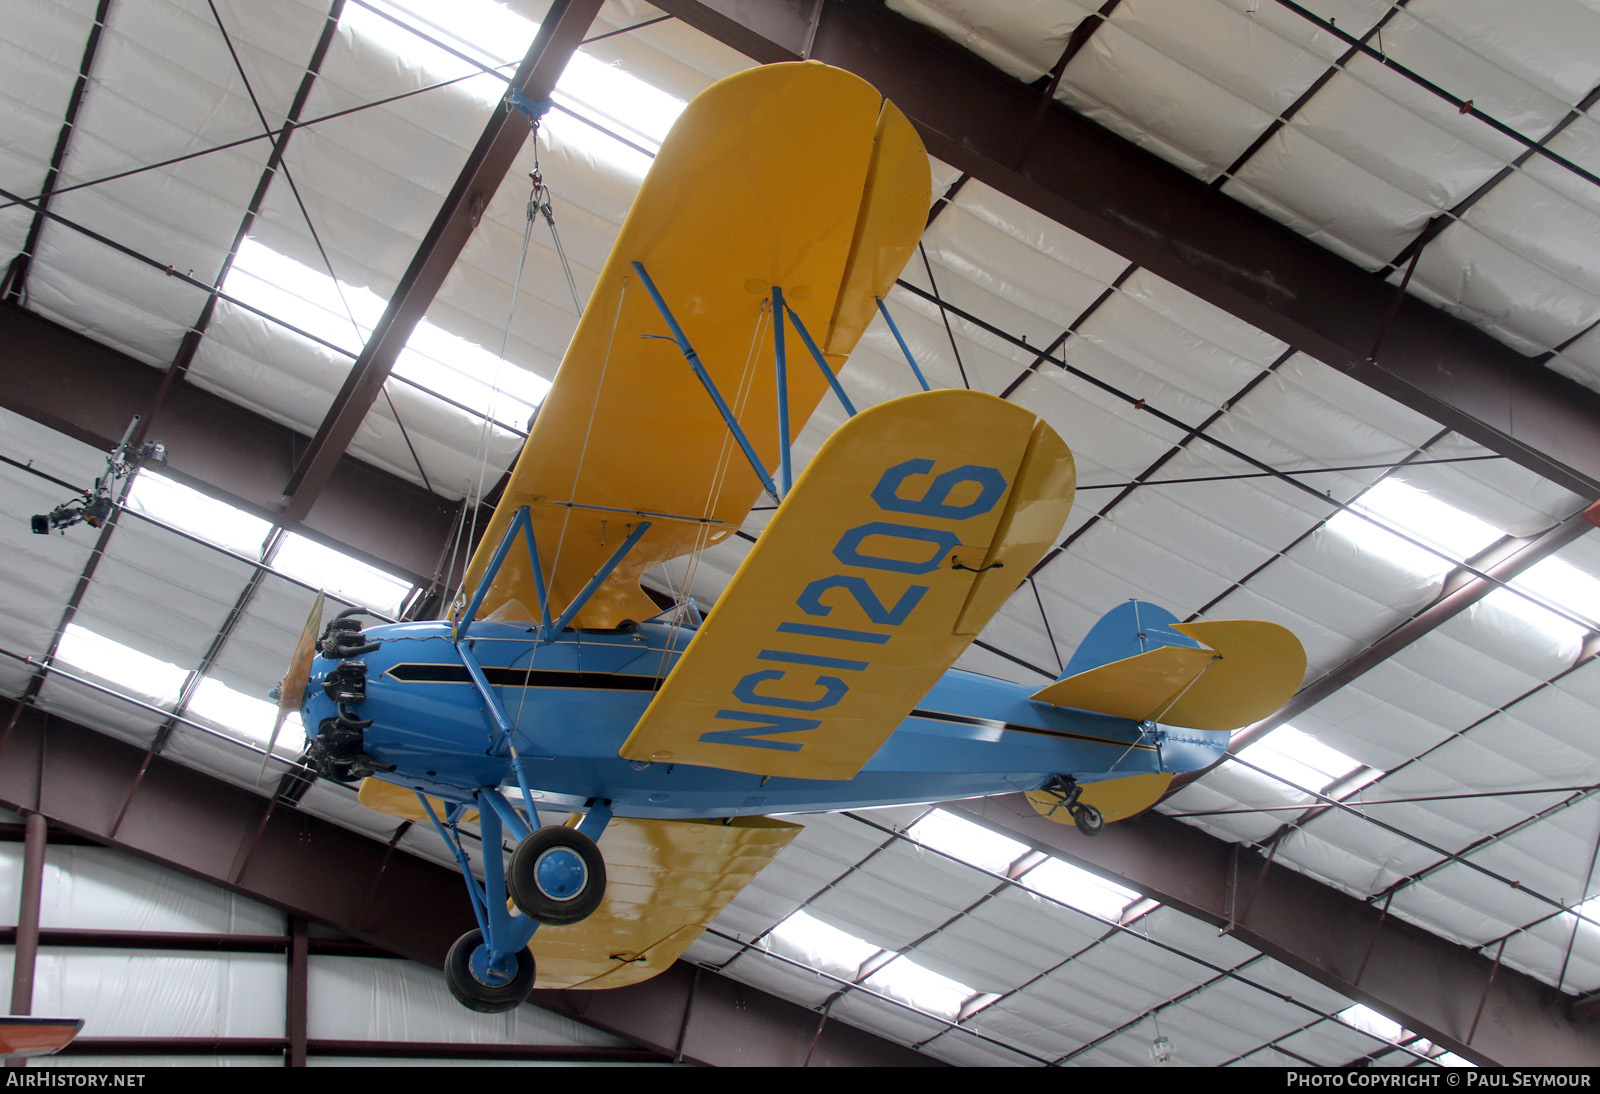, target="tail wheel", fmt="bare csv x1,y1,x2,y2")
508,826,607,925
444,929,534,1013
1073,804,1105,837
